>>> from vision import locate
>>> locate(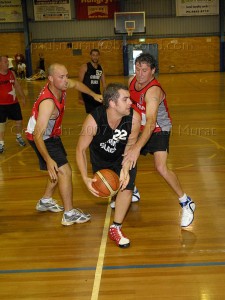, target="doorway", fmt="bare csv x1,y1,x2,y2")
123,44,158,76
